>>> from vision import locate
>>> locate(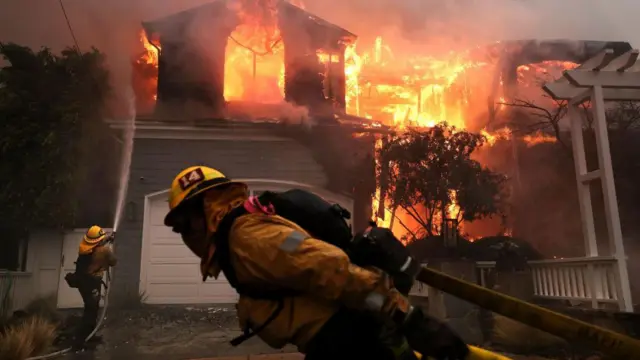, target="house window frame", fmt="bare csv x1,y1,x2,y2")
0,231,29,273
